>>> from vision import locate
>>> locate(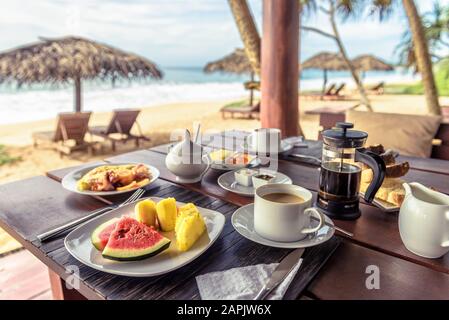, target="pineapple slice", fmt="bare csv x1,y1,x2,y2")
156,198,177,231
135,199,157,228
175,203,206,251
